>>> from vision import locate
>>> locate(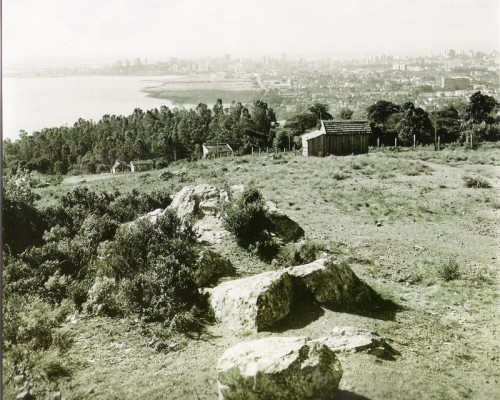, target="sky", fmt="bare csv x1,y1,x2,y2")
3,0,500,67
